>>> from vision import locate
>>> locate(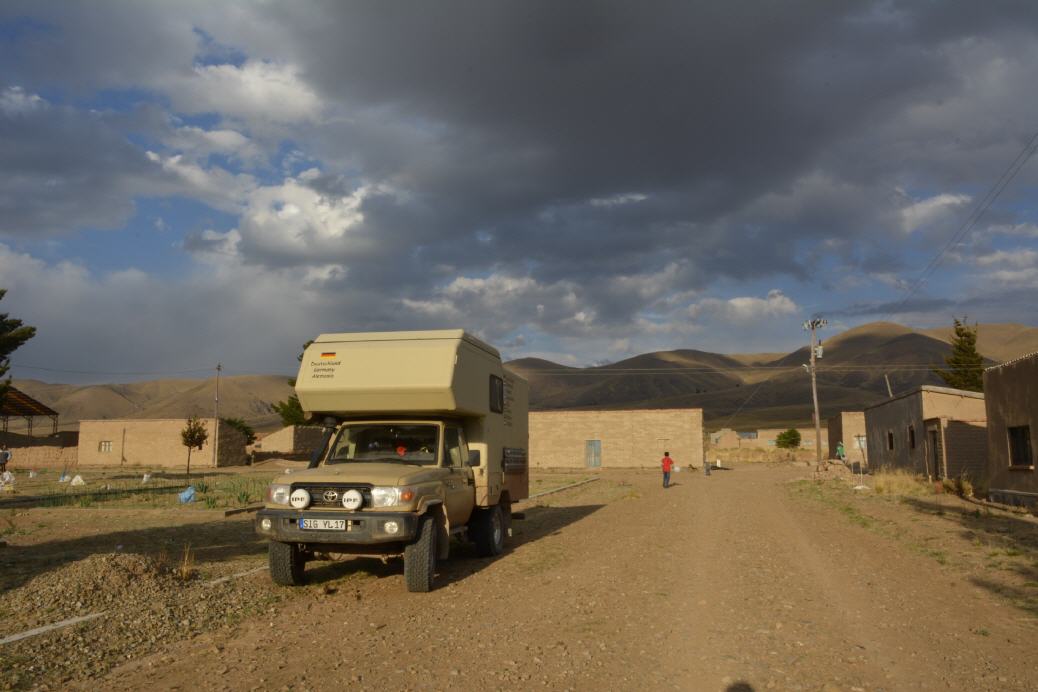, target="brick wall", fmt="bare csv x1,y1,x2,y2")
2,446,78,469
78,419,247,468
529,409,703,468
